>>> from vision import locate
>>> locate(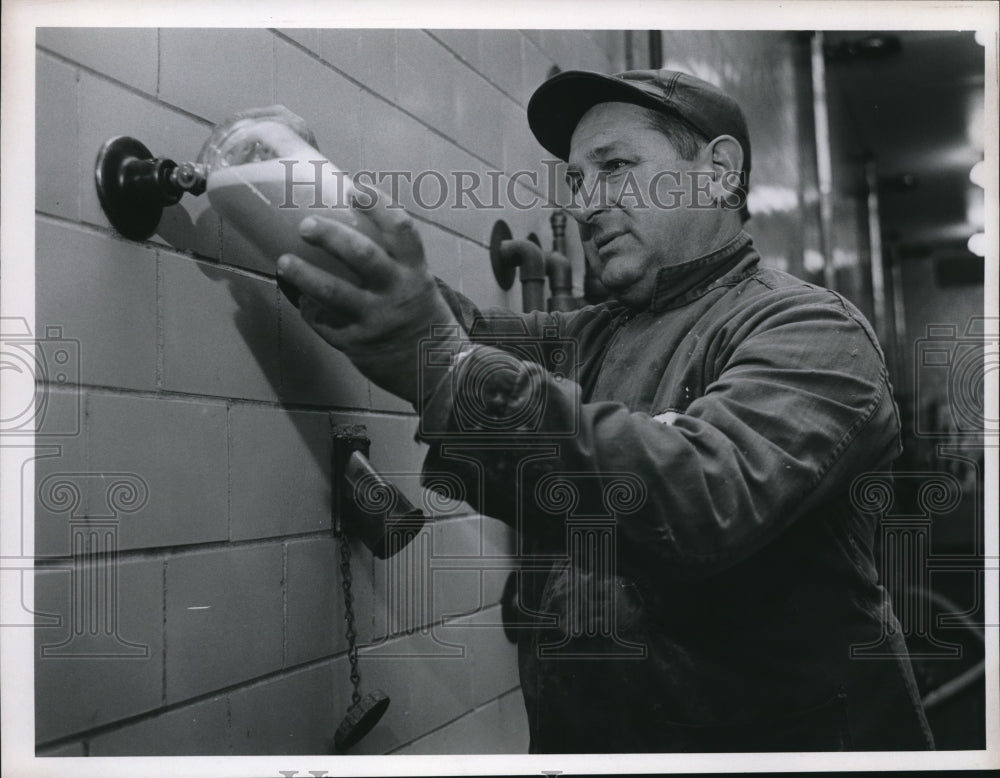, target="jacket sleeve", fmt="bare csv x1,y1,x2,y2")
435,278,572,339
417,287,902,579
